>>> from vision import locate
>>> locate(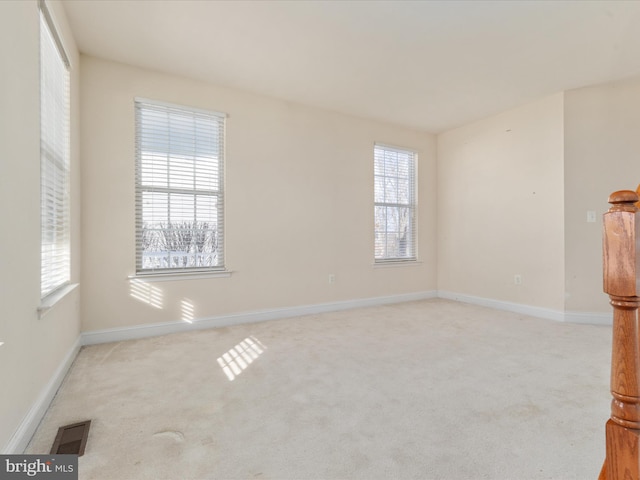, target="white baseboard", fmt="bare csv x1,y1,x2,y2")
564,310,612,326
437,290,613,325
81,290,438,345
3,337,81,454
81,290,613,347
437,290,565,321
